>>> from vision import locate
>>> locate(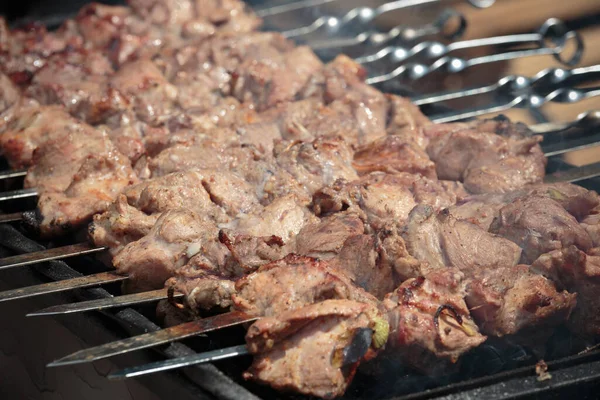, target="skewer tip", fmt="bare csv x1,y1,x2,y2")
47,358,89,368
